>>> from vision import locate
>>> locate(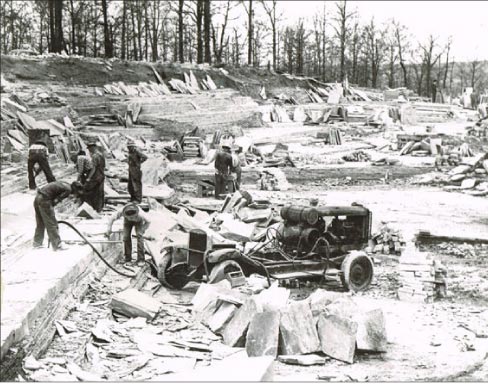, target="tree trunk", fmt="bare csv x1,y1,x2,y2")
136,4,143,60
204,0,211,63
93,0,98,57
247,0,253,65
130,1,137,60
121,0,126,59
196,0,203,63
54,0,64,53
178,0,184,62
48,0,55,52
144,0,148,60
101,0,113,58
